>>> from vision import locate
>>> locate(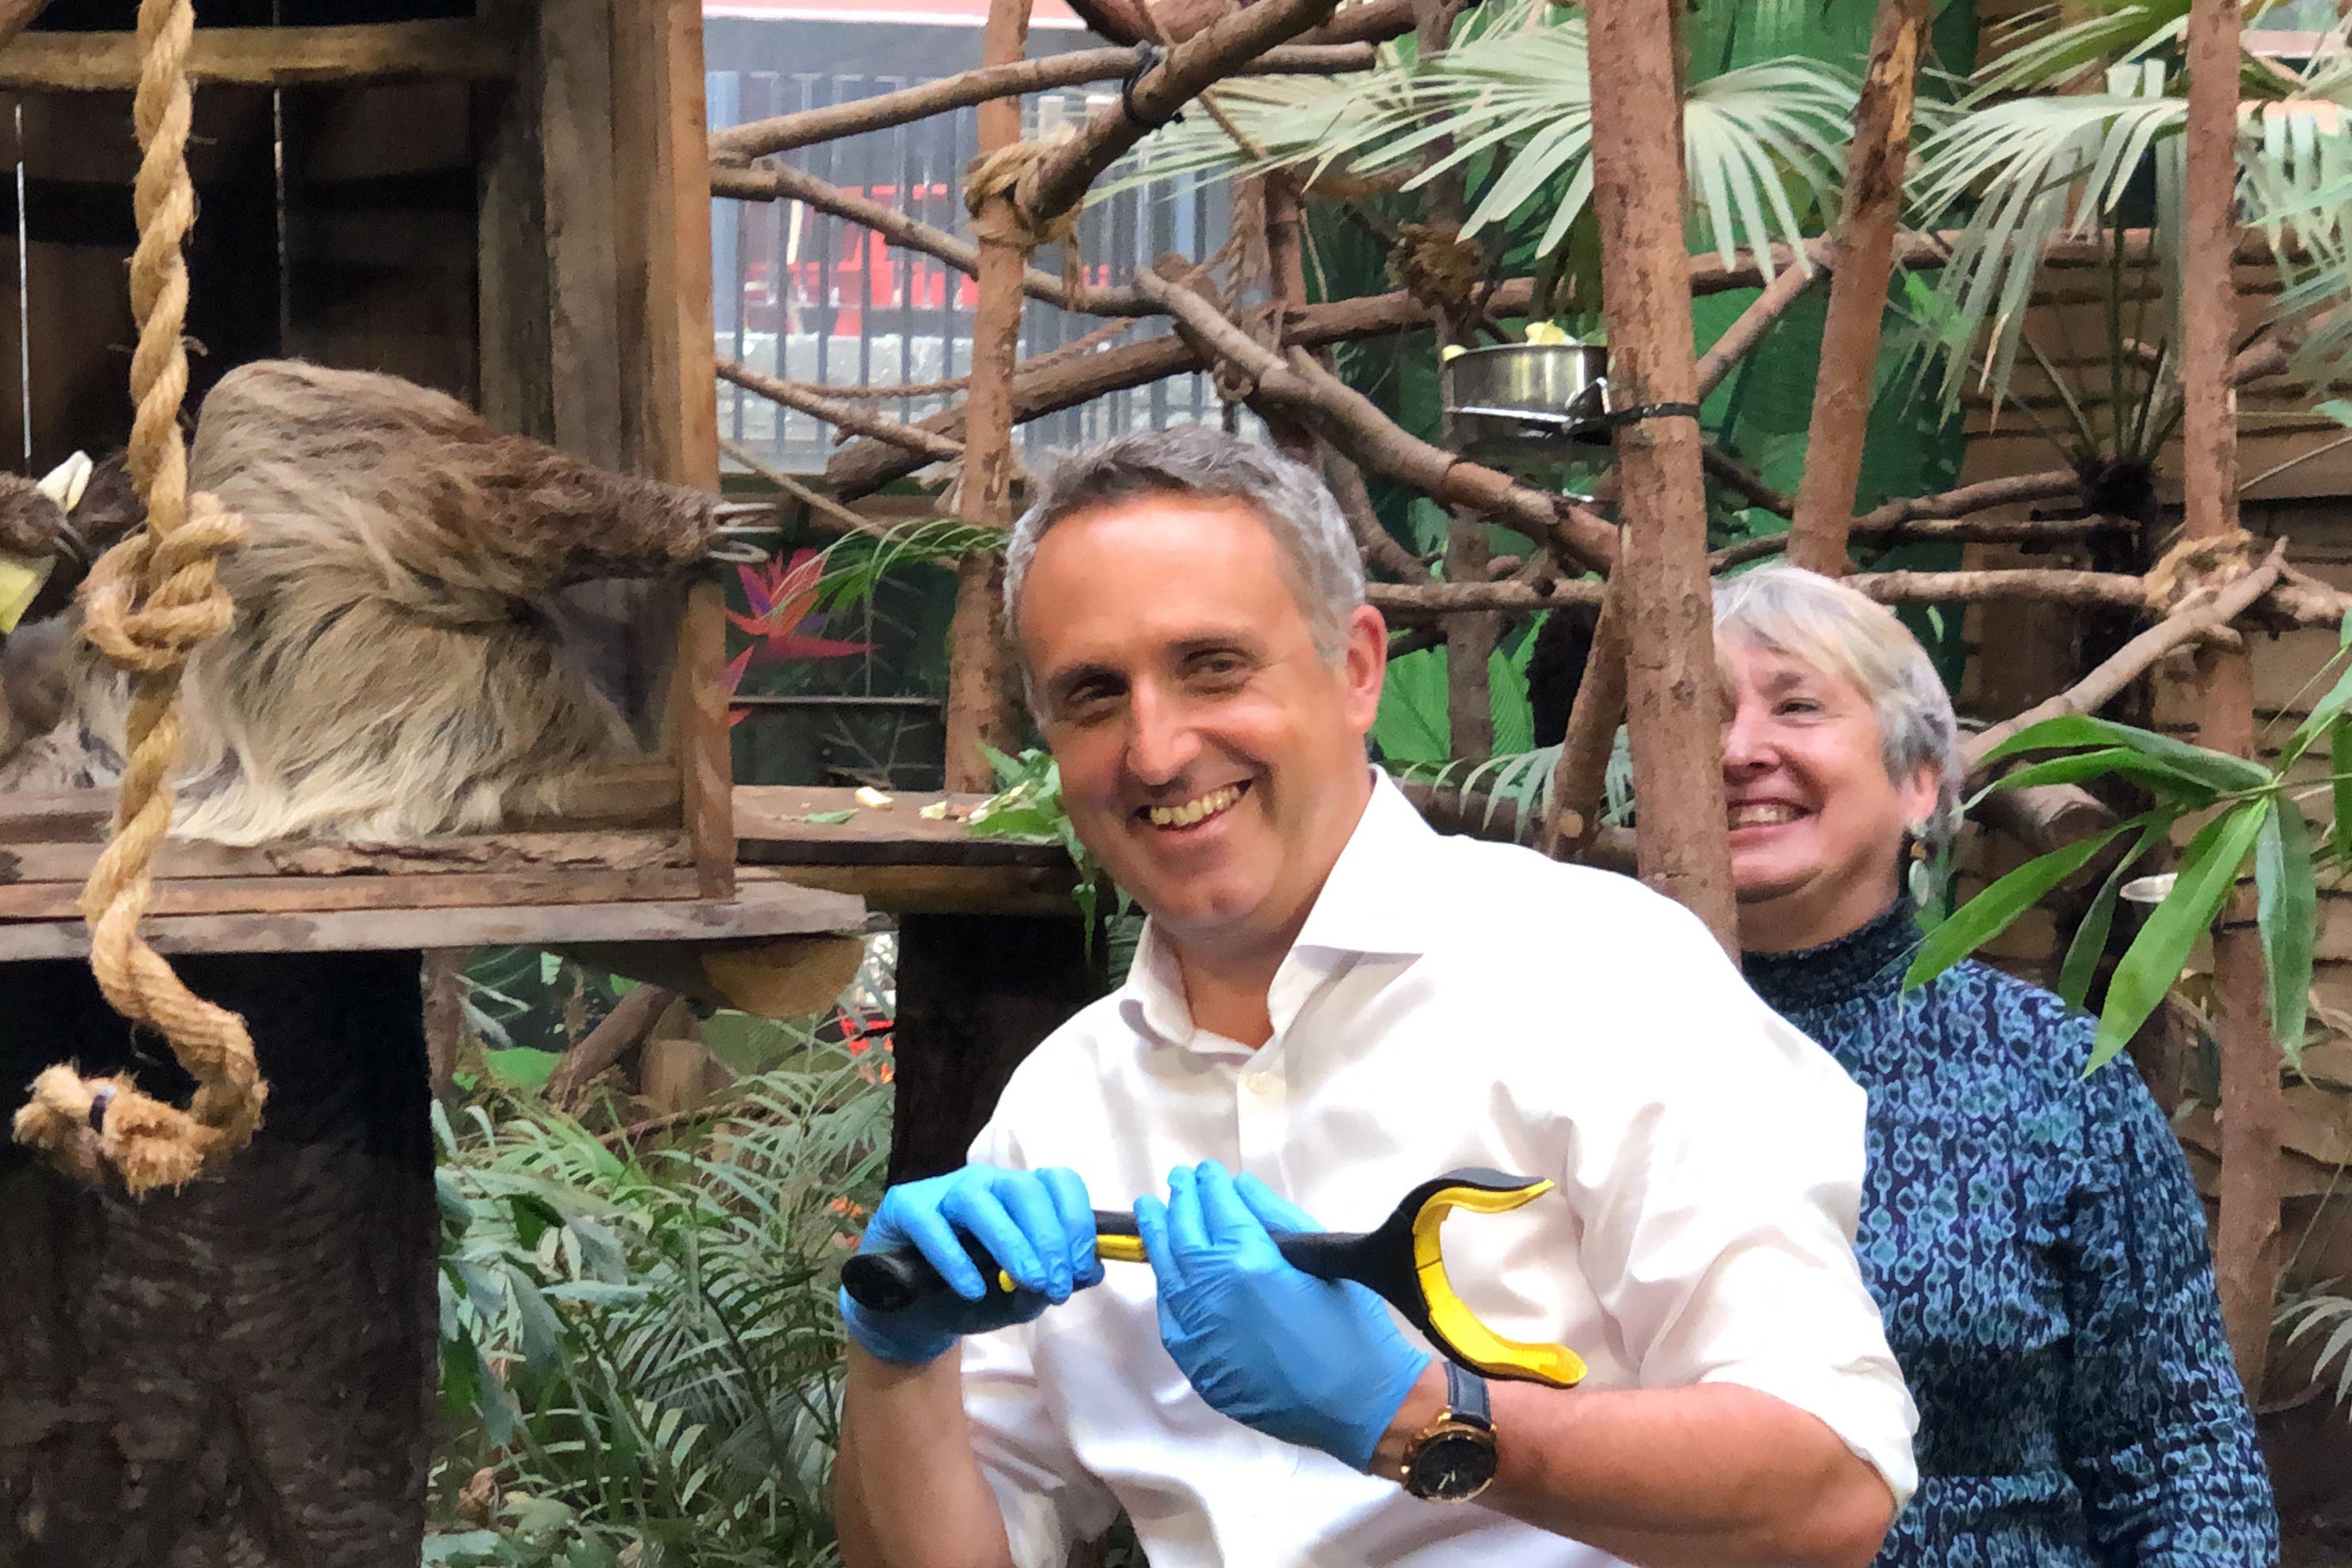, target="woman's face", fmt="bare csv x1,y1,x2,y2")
1718,635,1941,954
